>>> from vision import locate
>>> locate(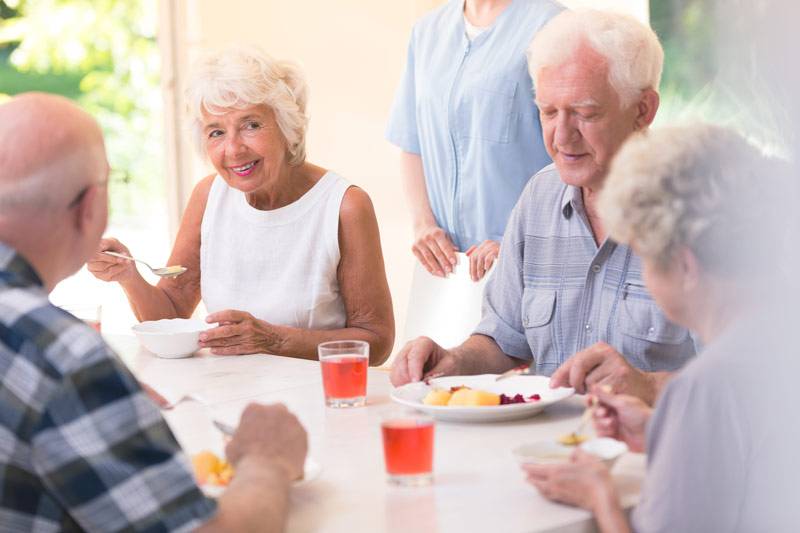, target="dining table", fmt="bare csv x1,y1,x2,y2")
106,334,646,533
